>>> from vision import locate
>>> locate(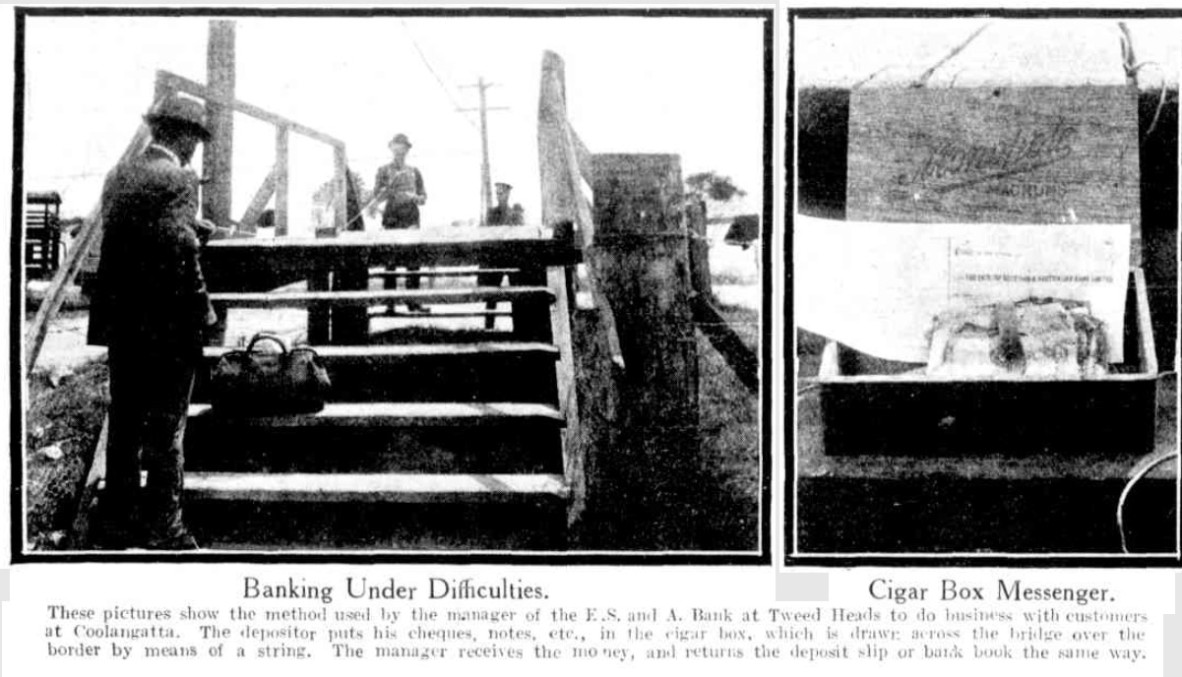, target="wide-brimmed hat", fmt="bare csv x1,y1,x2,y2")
144,95,211,140
389,133,412,149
